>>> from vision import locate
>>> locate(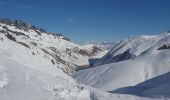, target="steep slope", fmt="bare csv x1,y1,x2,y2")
111,72,170,97
0,18,132,100
82,43,108,59
74,33,170,97
135,72,170,97
90,35,162,66
0,35,80,100
0,33,152,100
0,18,104,74
0,19,112,100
